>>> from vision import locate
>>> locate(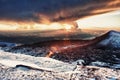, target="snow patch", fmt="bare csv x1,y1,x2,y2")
0,42,18,47
71,59,85,65
91,61,109,67
111,64,120,69
0,50,76,72
0,59,54,71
